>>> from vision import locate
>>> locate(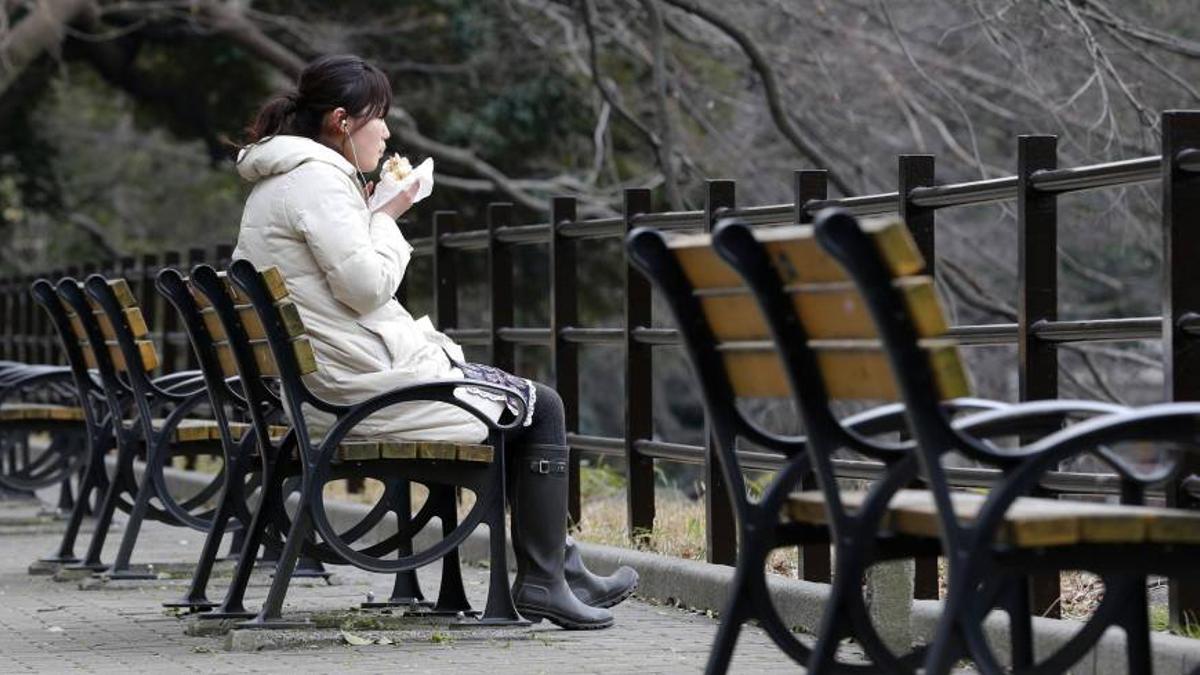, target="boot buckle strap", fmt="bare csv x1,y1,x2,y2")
530,459,567,474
